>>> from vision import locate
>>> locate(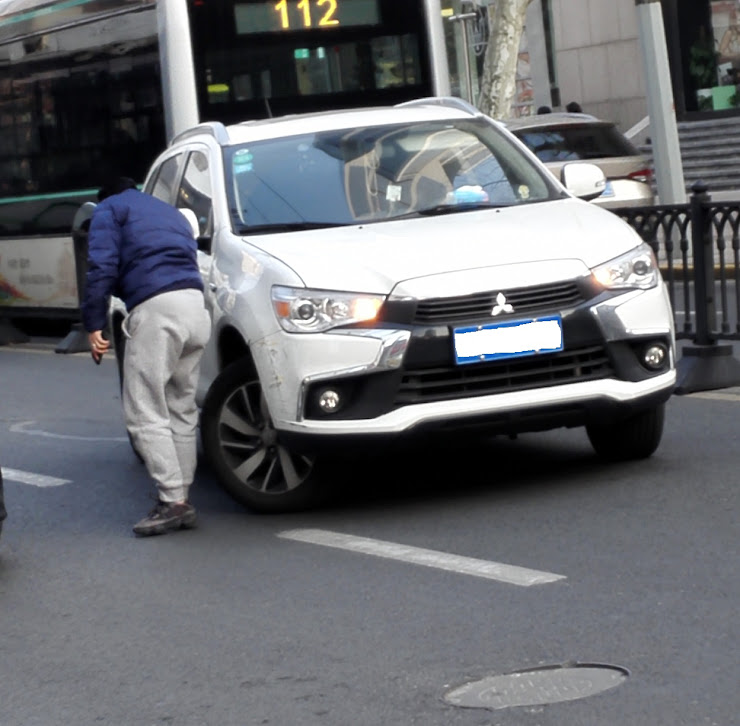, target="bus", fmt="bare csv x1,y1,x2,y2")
186,0,450,131
0,0,450,320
